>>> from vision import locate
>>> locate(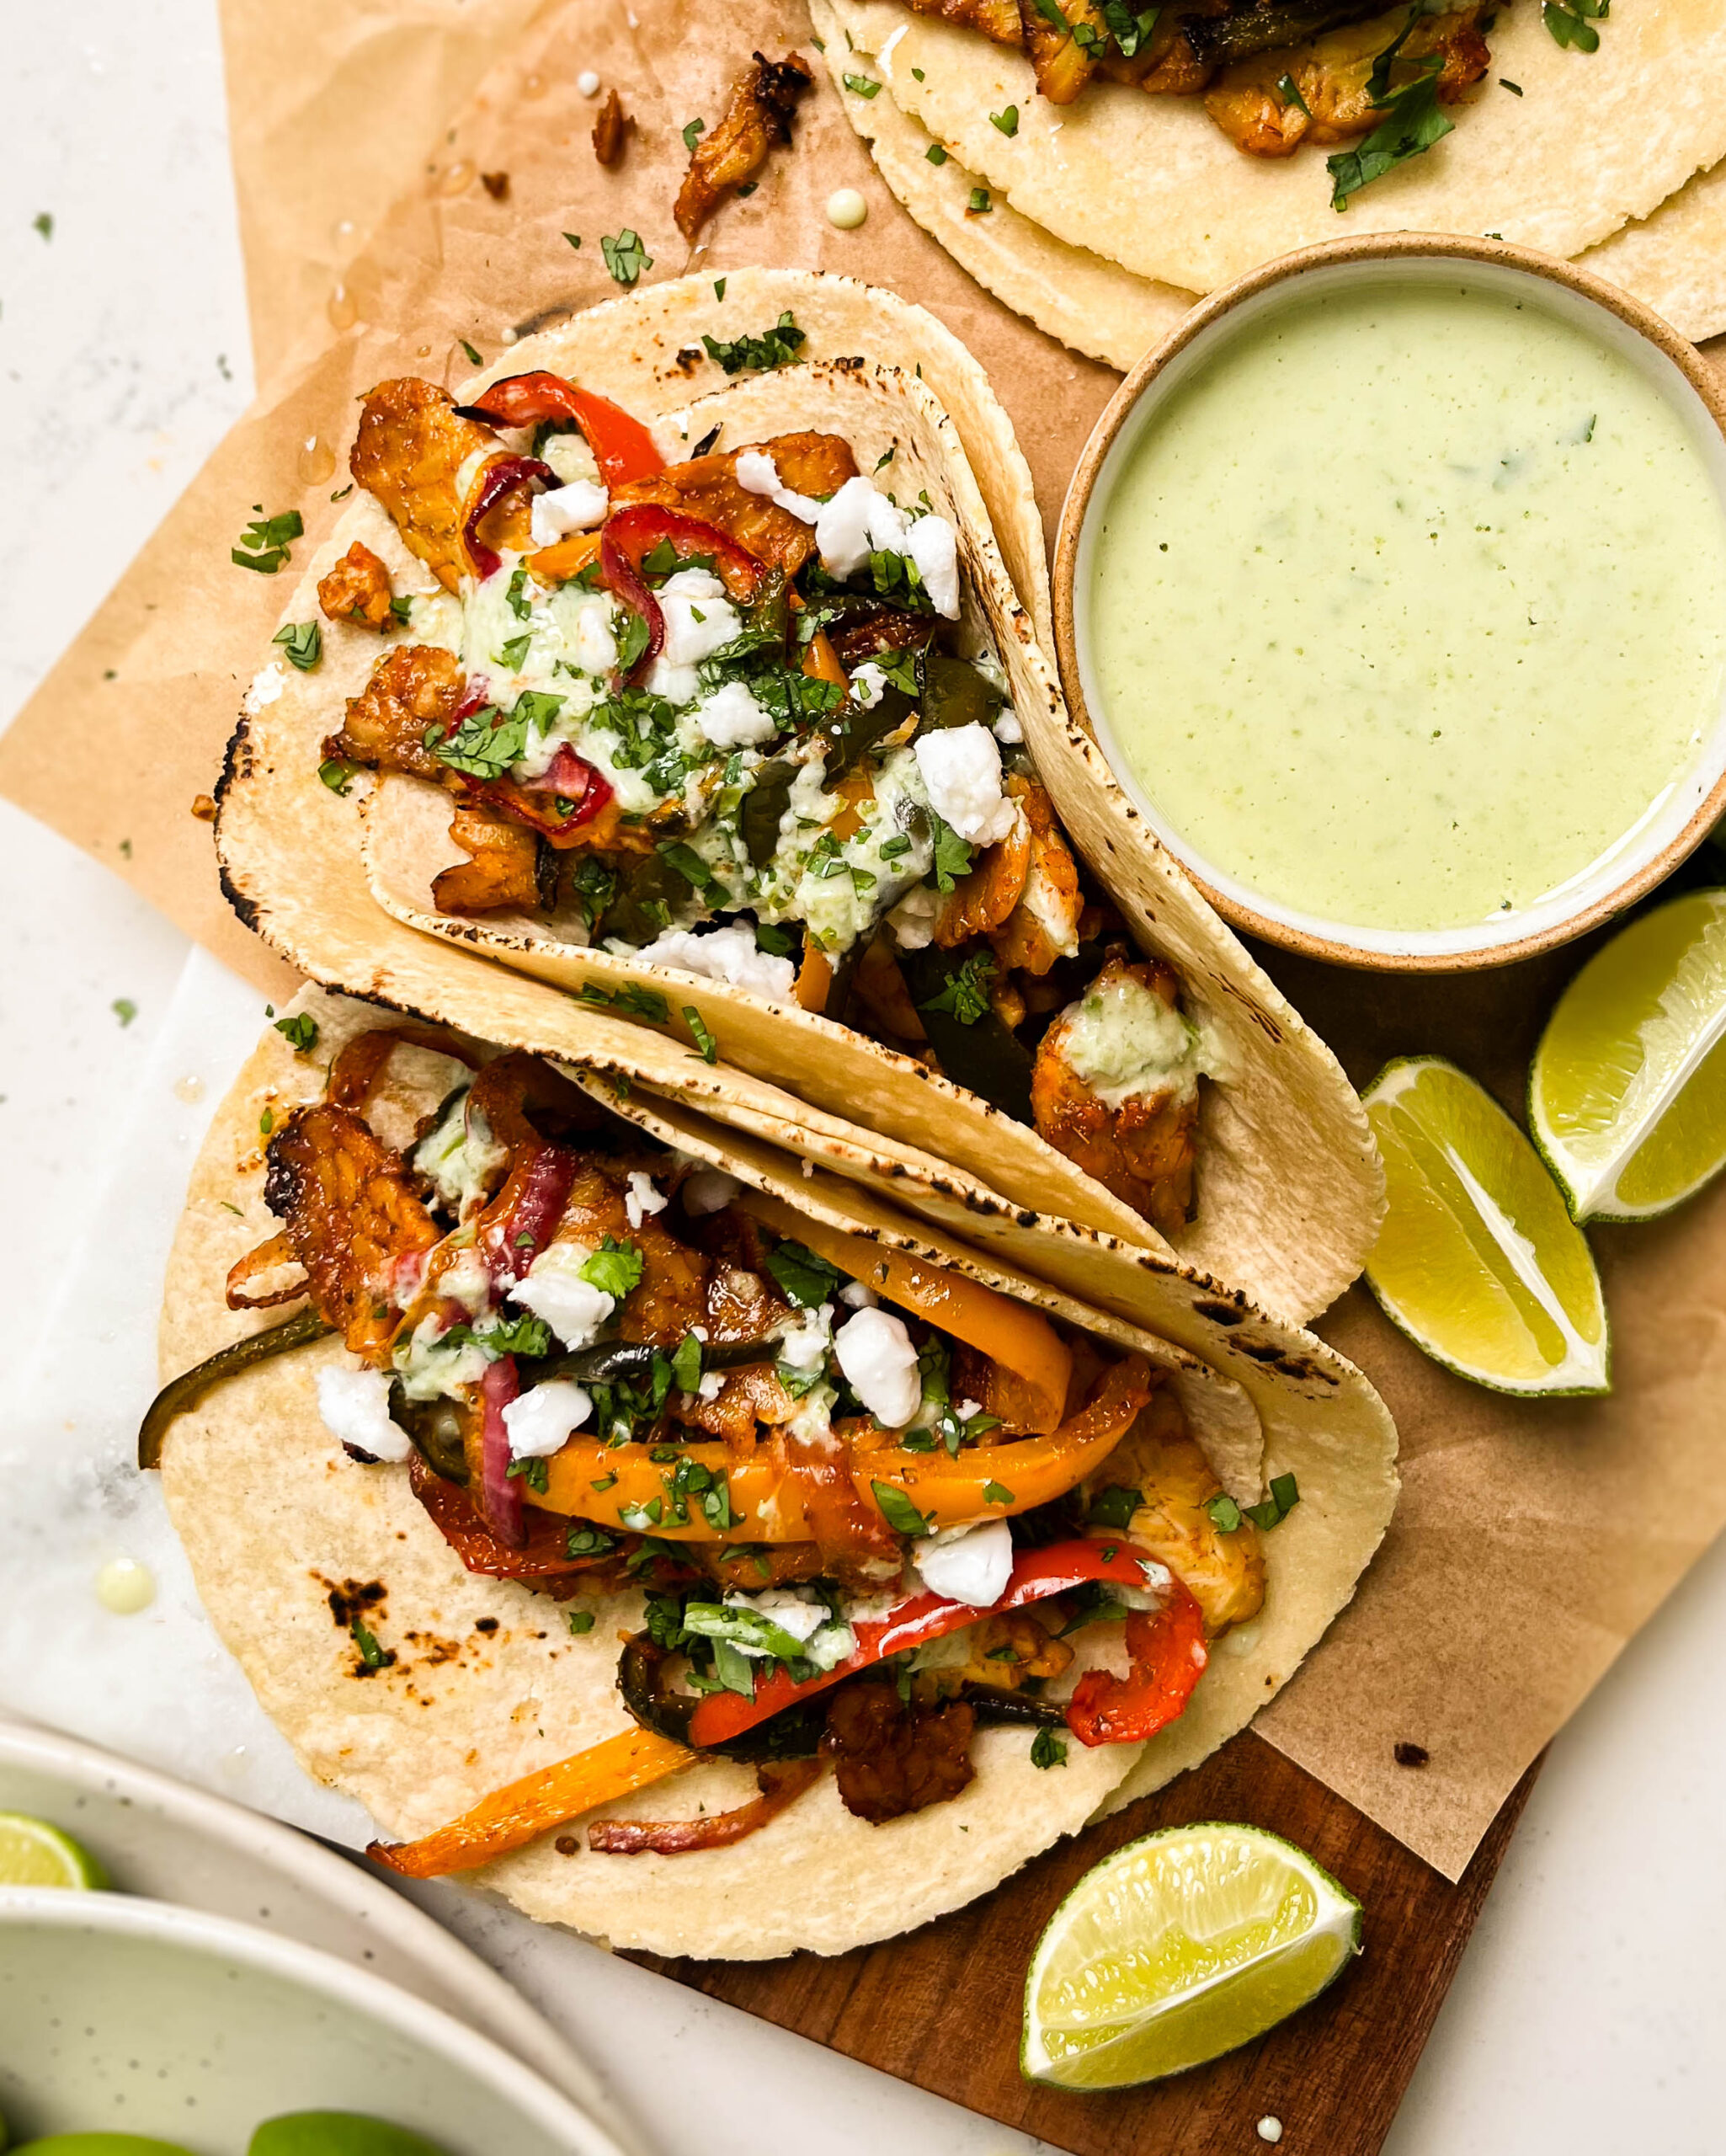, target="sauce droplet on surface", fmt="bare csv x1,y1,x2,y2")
296,433,338,485
173,1075,204,1104
577,68,602,97
1257,2120,1284,2145
827,188,868,230
327,281,359,332
95,1557,156,1614
439,158,476,197
521,68,549,99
